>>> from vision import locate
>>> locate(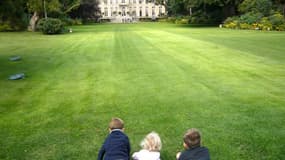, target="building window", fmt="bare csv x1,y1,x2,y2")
152,6,155,16
122,7,126,16
104,7,108,16
159,6,162,16
139,0,142,4
145,7,148,17
139,7,142,16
